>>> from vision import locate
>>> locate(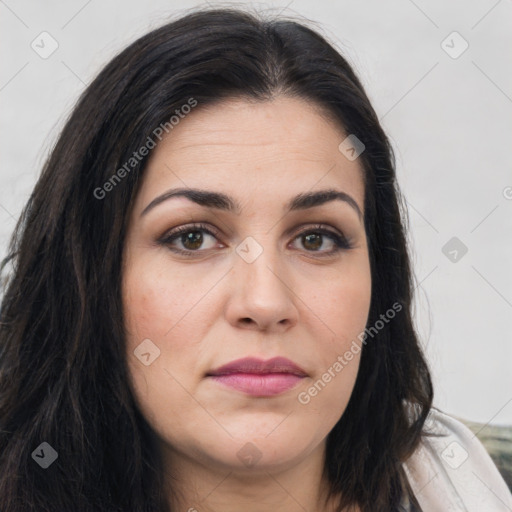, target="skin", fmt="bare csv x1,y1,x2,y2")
122,96,371,512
